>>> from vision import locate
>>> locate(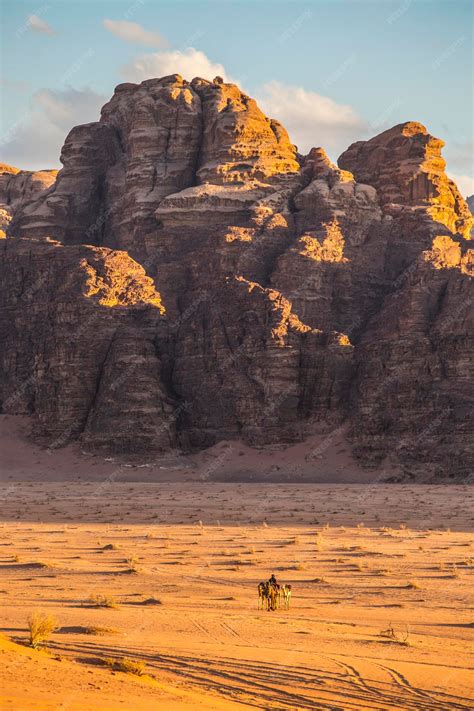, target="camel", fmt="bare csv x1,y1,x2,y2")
257,581,280,611
258,580,291,611
267,583,279,611
280,584,292,609
257,582,267,610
